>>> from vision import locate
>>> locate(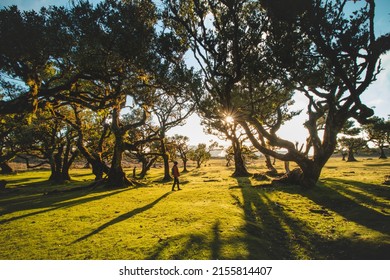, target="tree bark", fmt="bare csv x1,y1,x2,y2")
107,152,130,187
49,146,64,182
160,137,172,181
347,149,357,162
139,156,157,178
47,144,77,183
107,129,131,188
162,153,172,181
182,159,188,172
299,162,322,188
106,105,131,188
258,134,277,174
90,157,109,181
284,161,290,173
0,162,13,174
231,137,250,177
76,132,109,181
379,146,387,159
265,154,278,175
240,120,331,188
0,153,16,174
